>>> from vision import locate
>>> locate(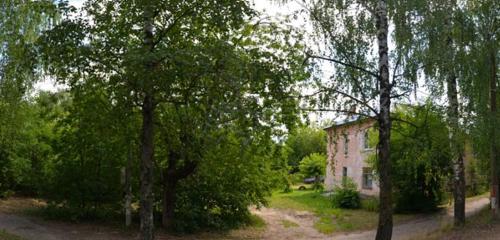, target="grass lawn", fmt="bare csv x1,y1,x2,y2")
267,189,418,234
0,230,24,240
